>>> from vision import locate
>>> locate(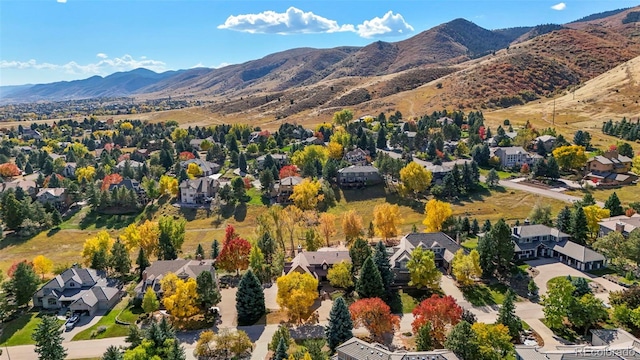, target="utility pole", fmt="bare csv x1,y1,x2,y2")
552,98,556,126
